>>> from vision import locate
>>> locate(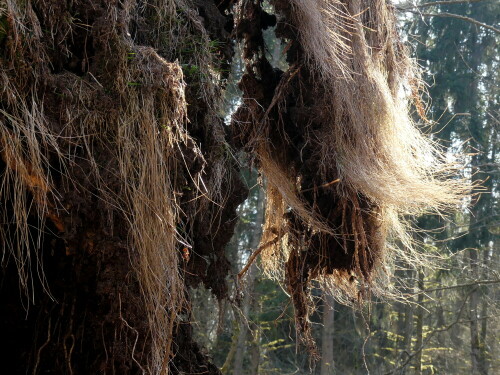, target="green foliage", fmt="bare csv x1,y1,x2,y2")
181,63,200,78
